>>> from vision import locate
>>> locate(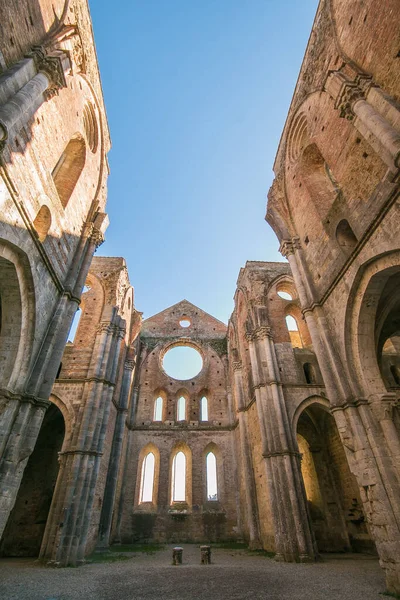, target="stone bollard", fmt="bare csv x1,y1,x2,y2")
172,546,183,565
200,545,211,564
